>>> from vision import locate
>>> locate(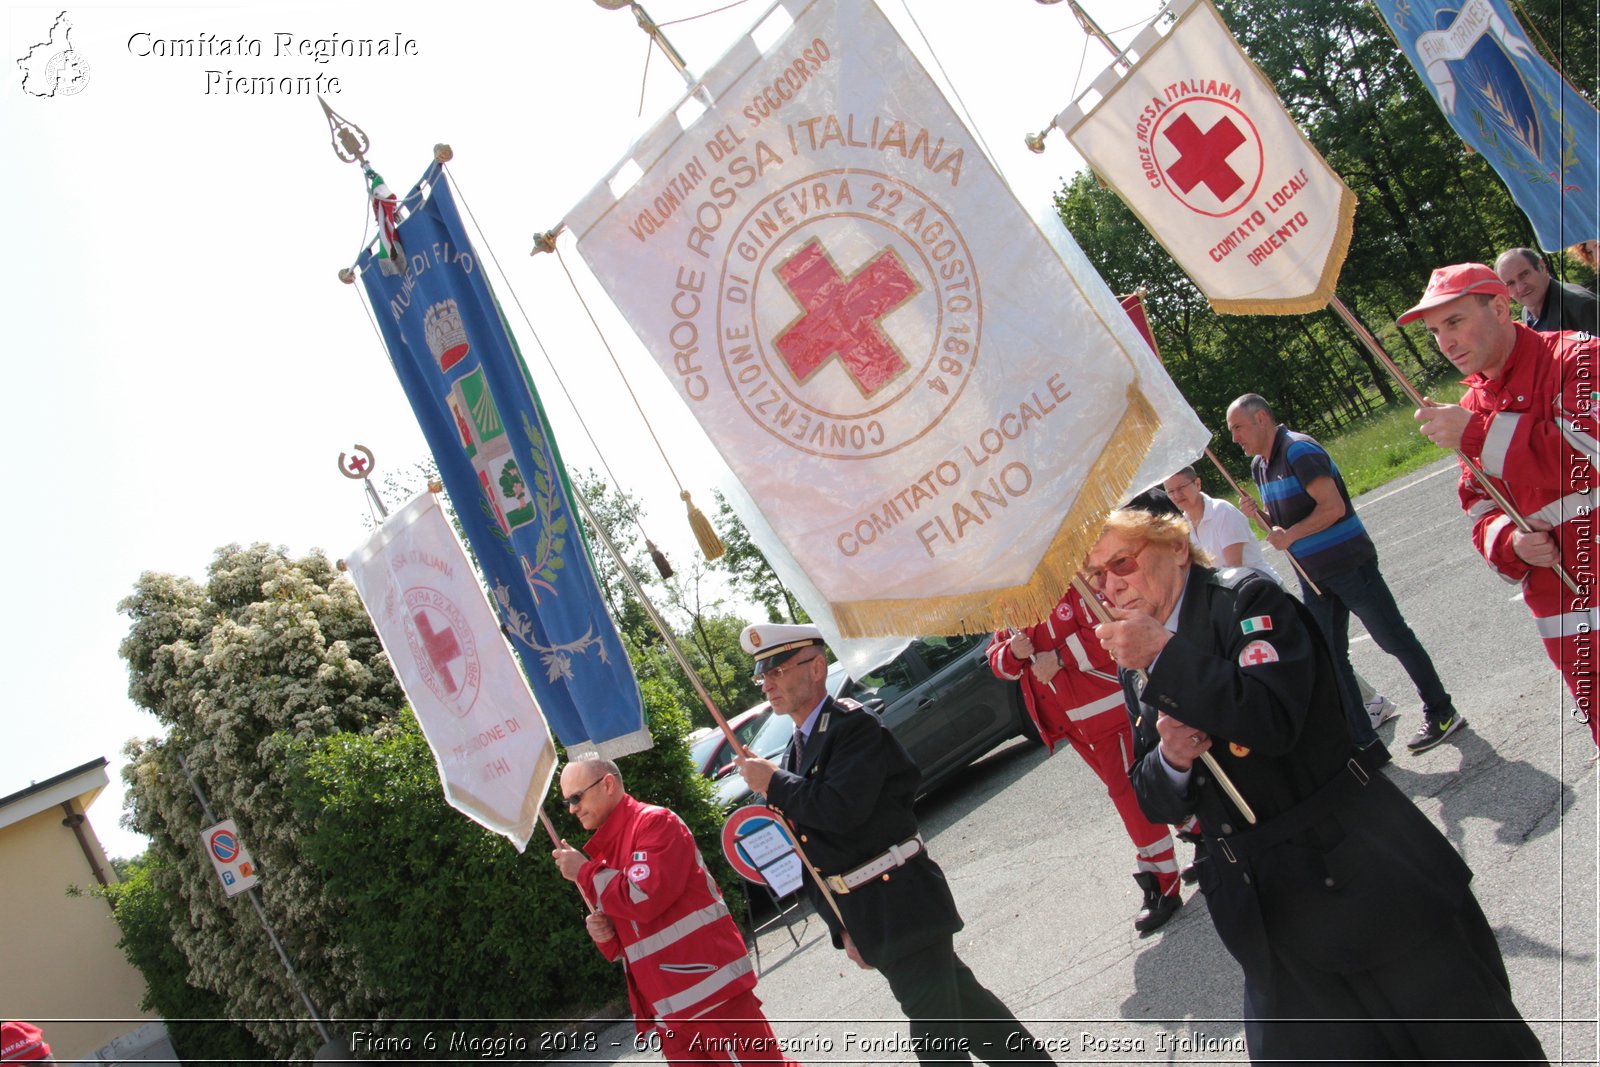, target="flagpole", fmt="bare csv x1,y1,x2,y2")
569,486,851,931
1123,290,1325,595
1069,577,1257,825
1328,295,1581,595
